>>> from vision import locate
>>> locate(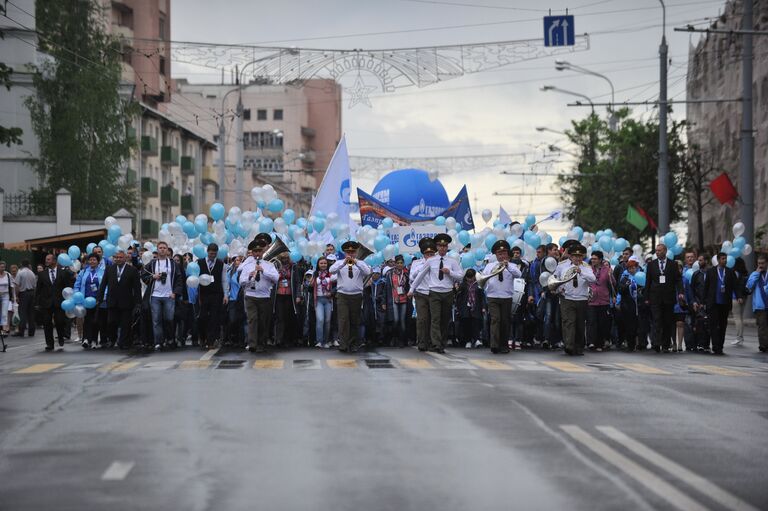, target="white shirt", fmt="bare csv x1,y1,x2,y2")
553,260,596,301
481,261,523,299
329,258,372,295
239,256,279,298
152,258,173,298
409,257,432,295
410,253,464,293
